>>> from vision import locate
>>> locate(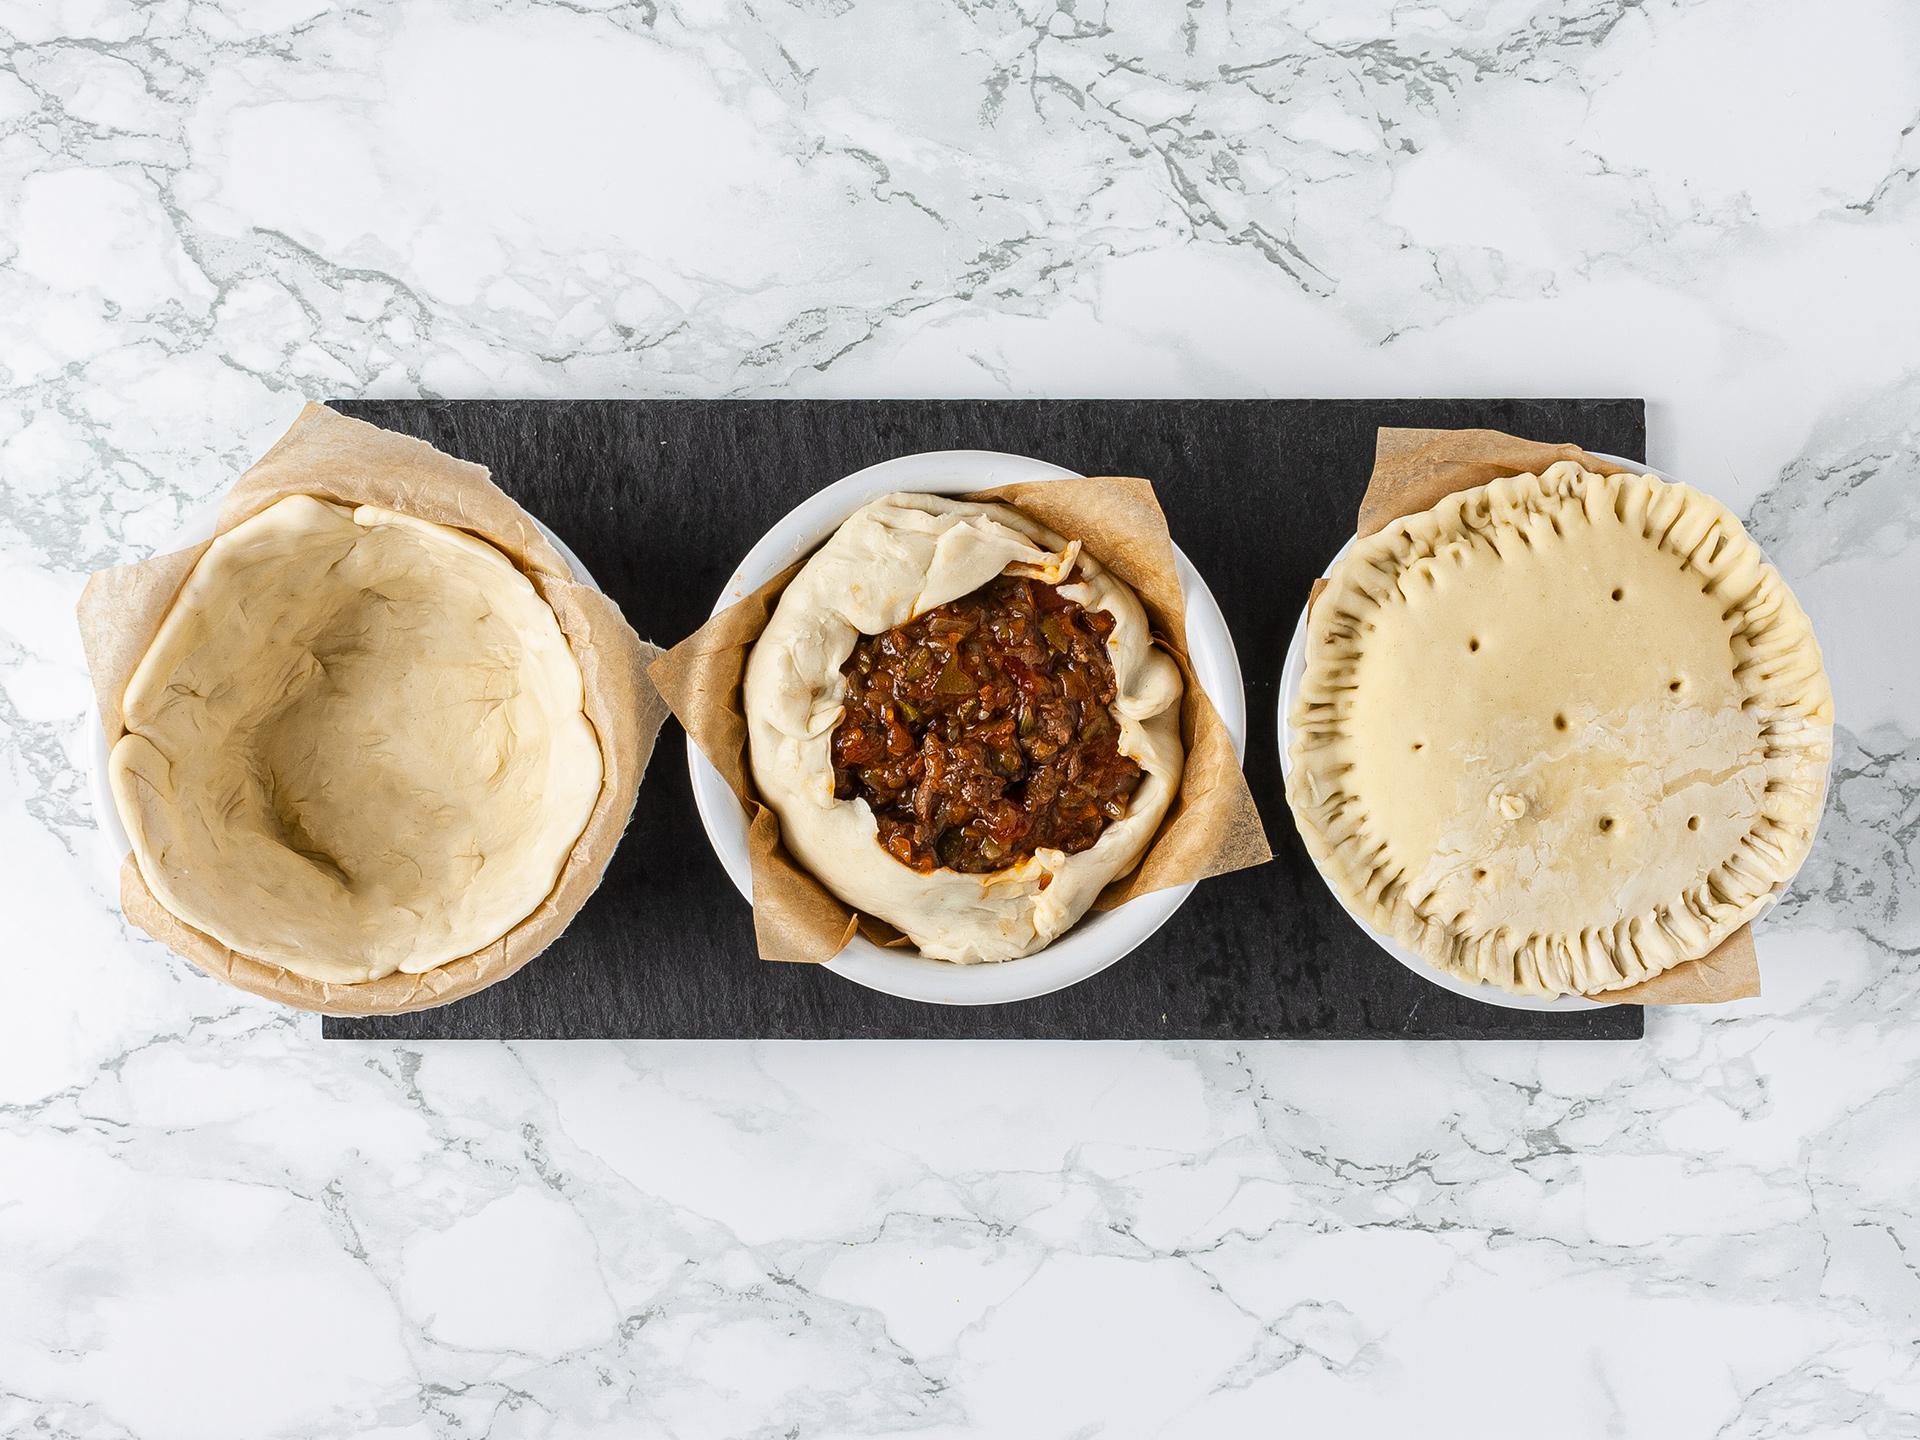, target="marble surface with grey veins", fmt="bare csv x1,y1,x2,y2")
2,0,1917,1435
